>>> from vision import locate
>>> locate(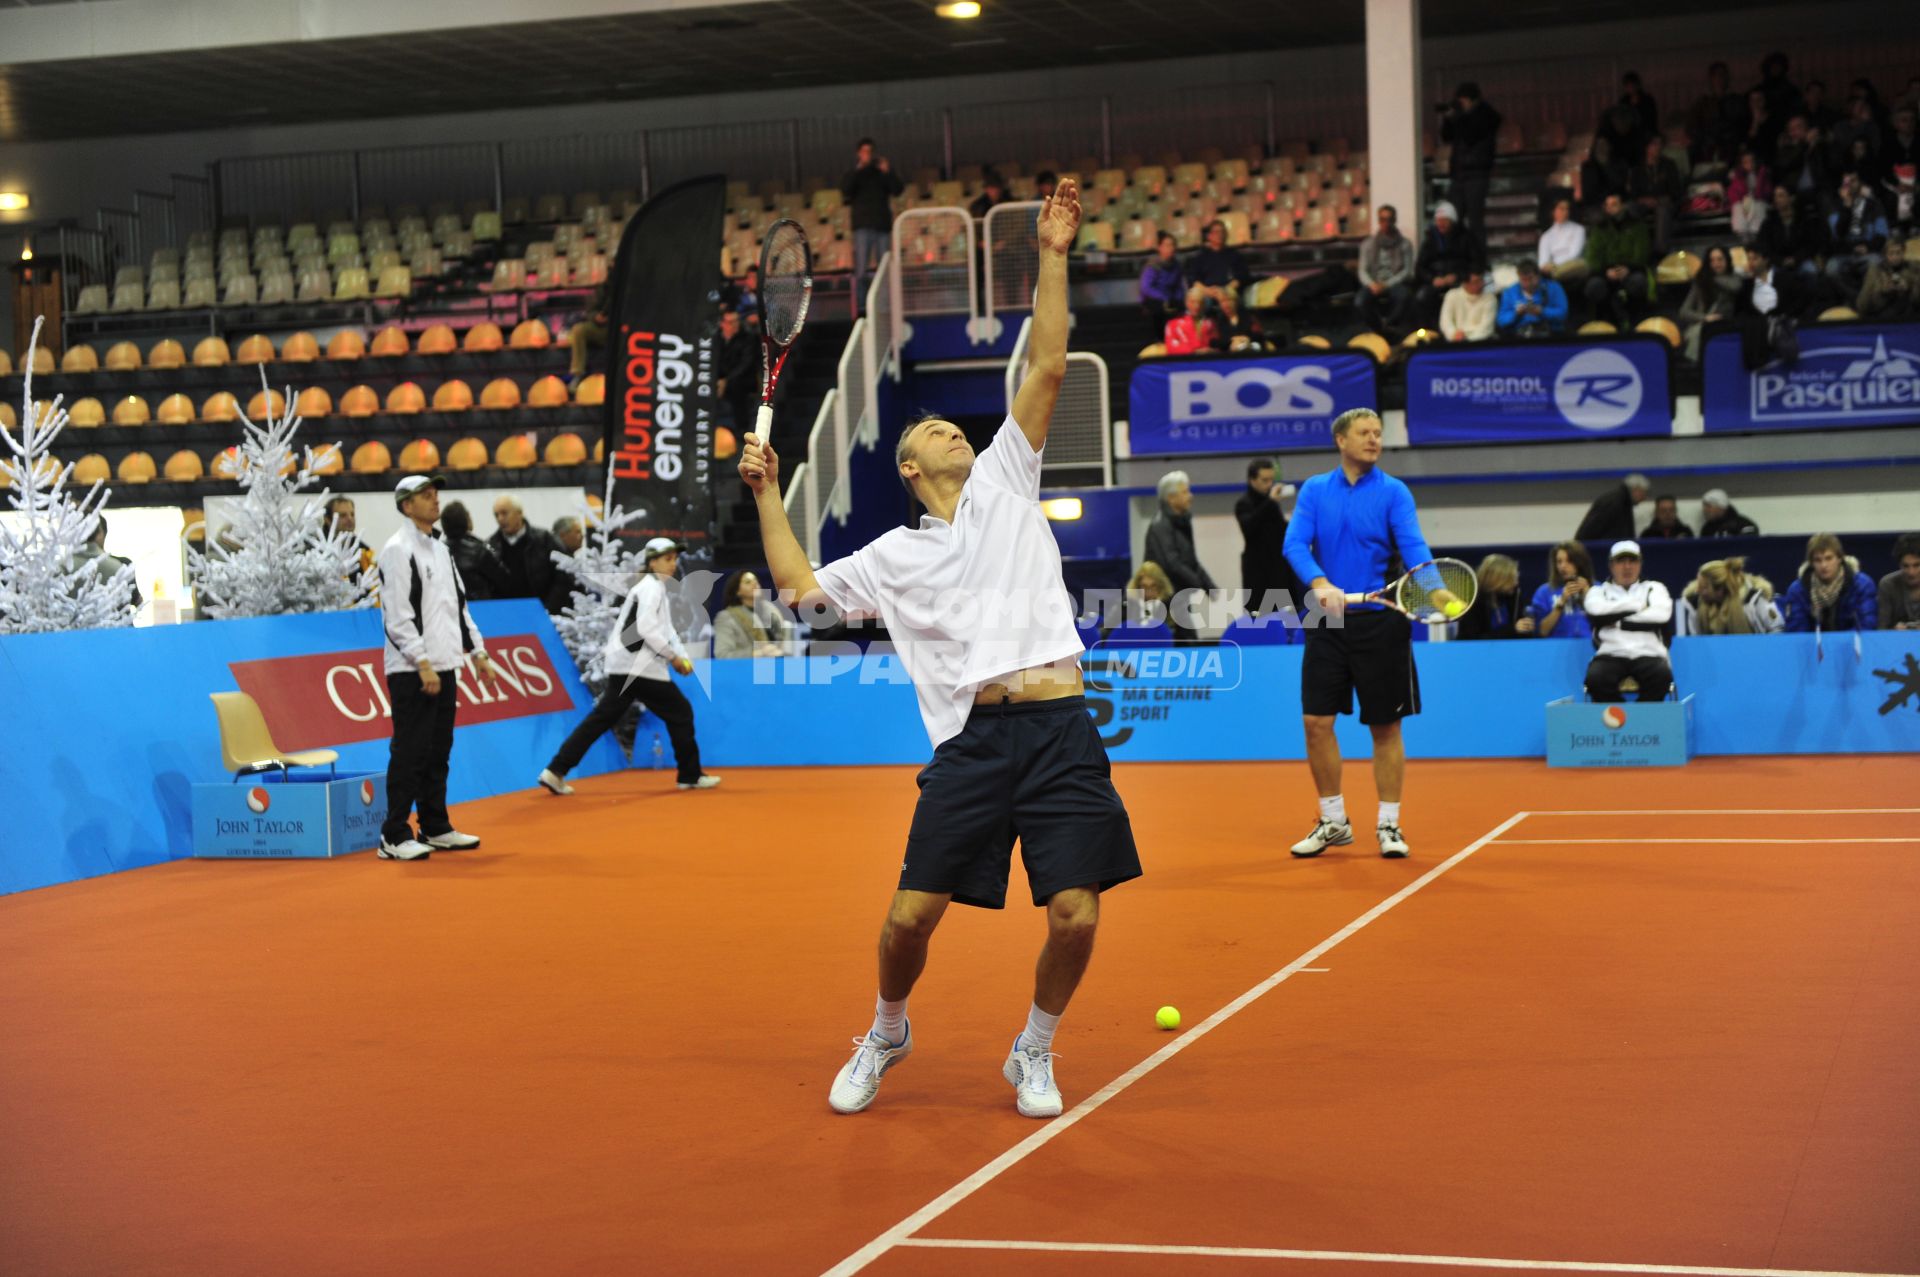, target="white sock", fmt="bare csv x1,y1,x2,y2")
872,995,907,1045
1378,801,1402,827
1018,1002,1061,1054
1318,794,1347,824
